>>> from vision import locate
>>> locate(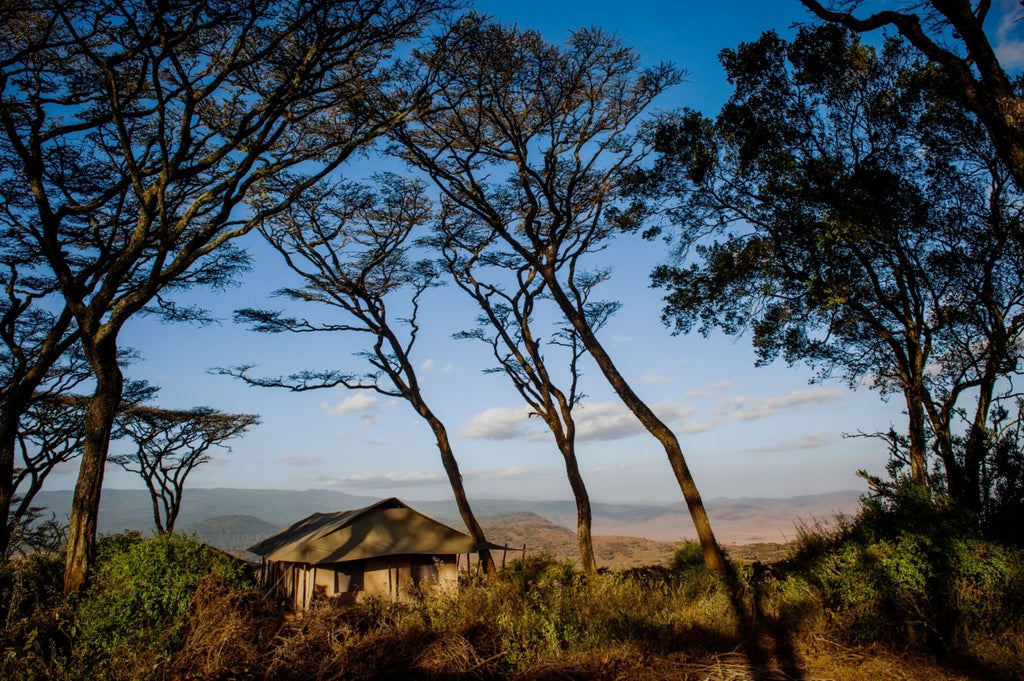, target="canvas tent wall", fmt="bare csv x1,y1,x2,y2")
249,497,494,608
